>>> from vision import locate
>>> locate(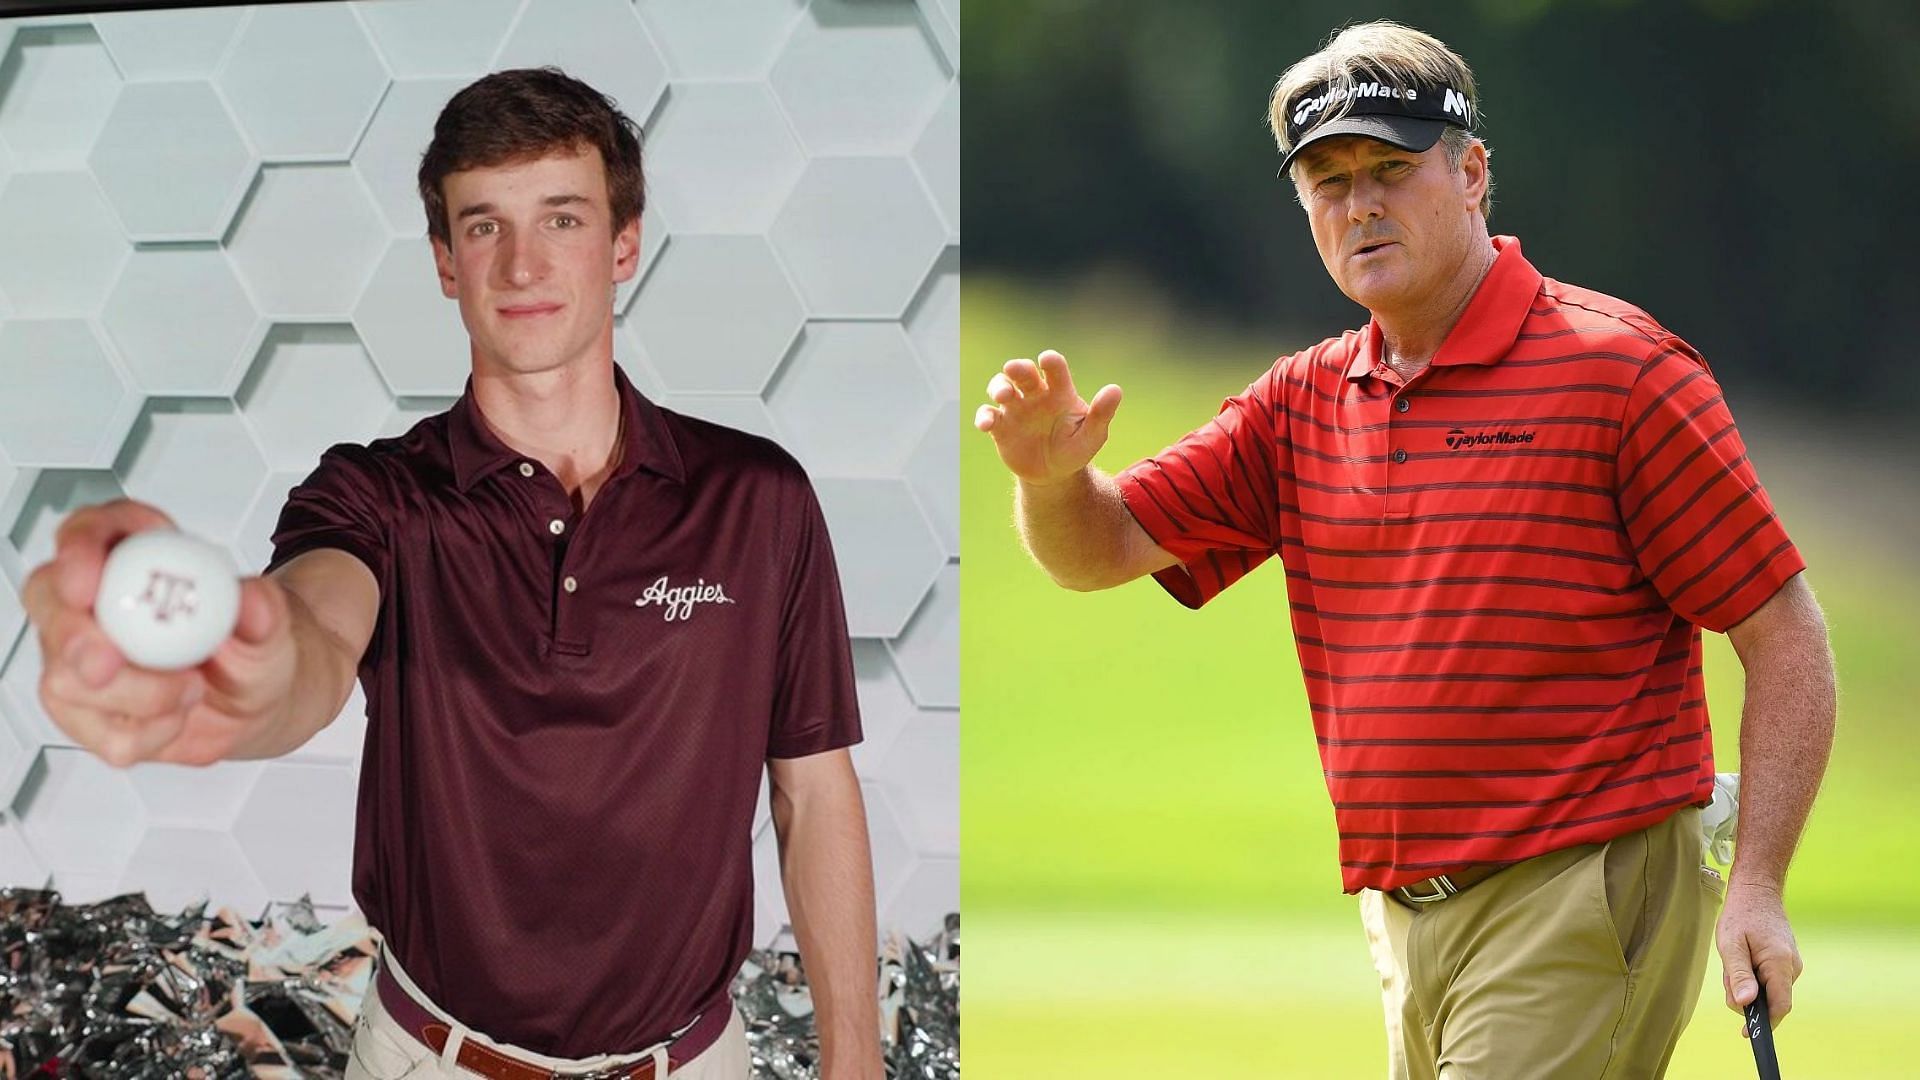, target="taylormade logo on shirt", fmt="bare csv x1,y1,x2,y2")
1445,428,1537,450
634,576,735,621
